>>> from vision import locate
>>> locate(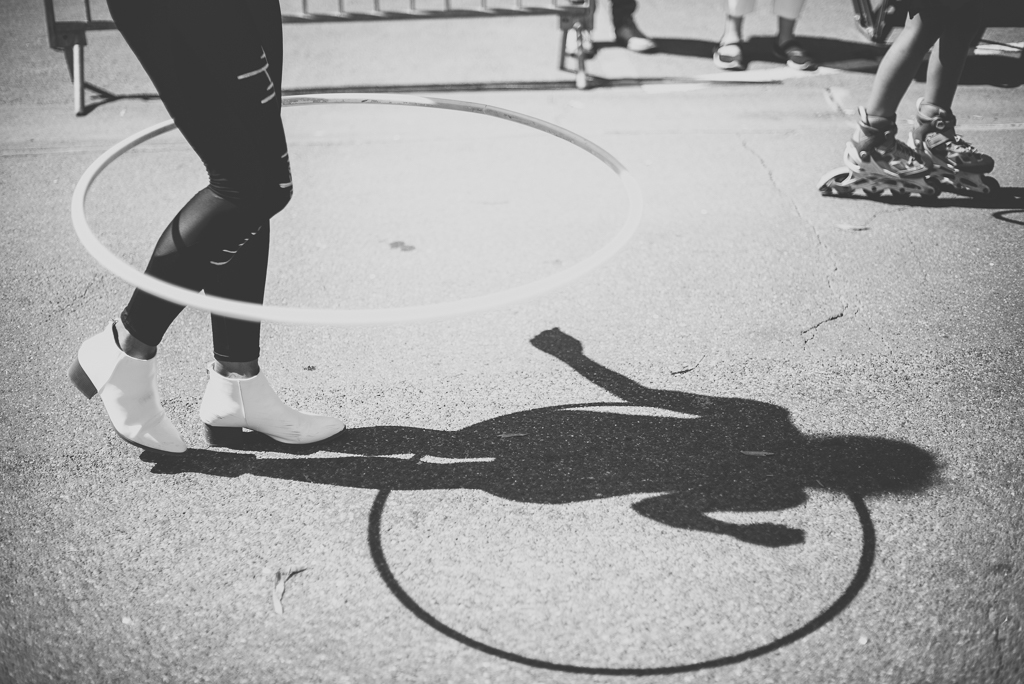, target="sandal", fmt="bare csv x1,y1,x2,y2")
713,42,747,71
774,39,817,71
